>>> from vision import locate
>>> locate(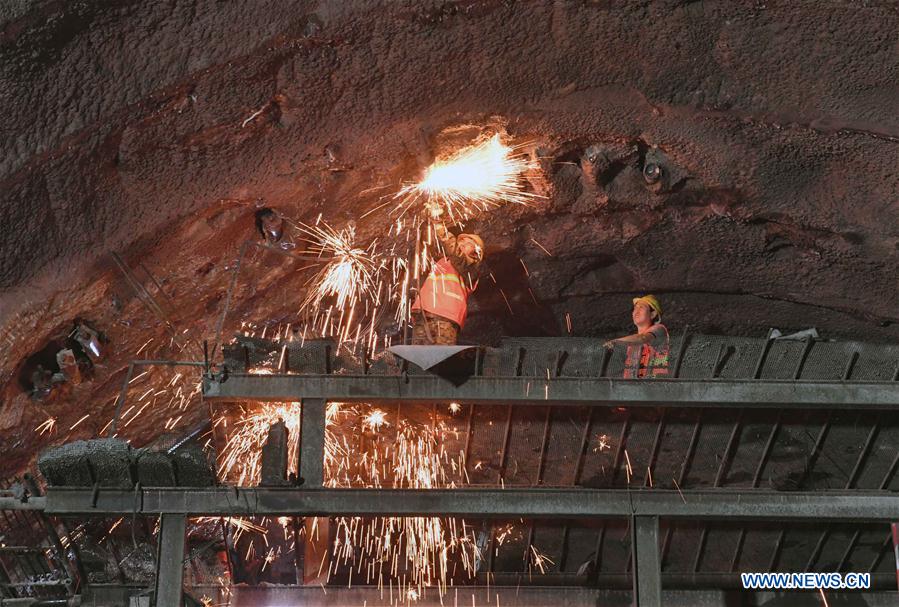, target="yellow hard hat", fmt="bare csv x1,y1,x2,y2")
632,294,662,319
458,234,484,258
